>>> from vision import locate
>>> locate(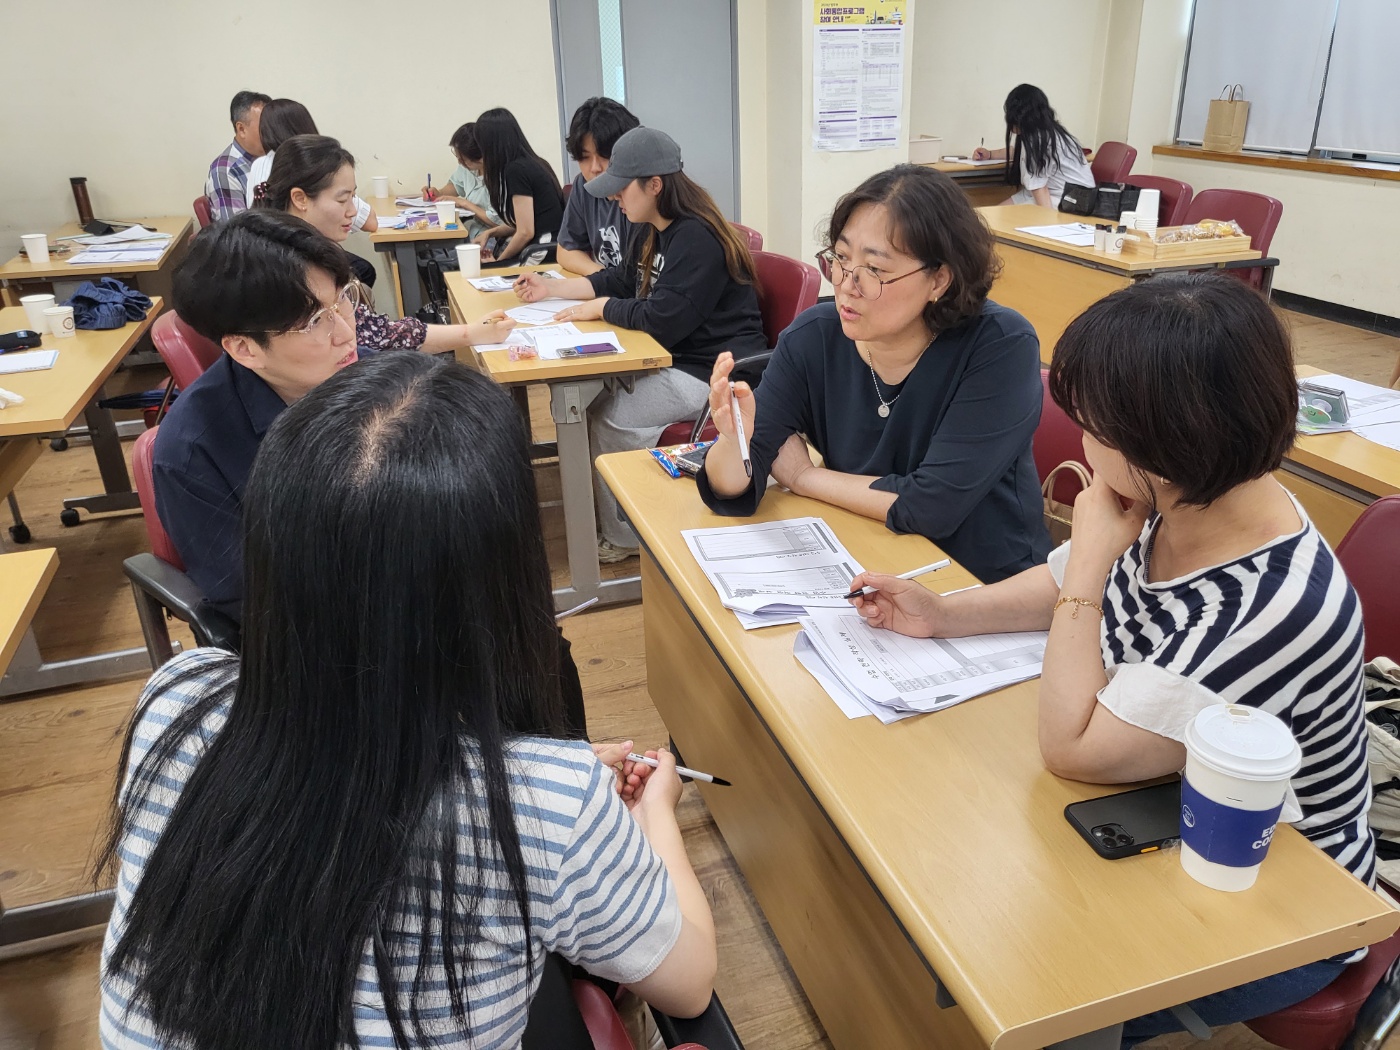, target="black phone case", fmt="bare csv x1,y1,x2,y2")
1064,780,1181,859
0,330,46,353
